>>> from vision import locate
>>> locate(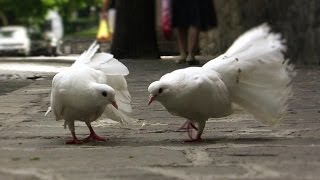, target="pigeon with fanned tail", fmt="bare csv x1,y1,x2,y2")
45,41,133,144
148,24,295,142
